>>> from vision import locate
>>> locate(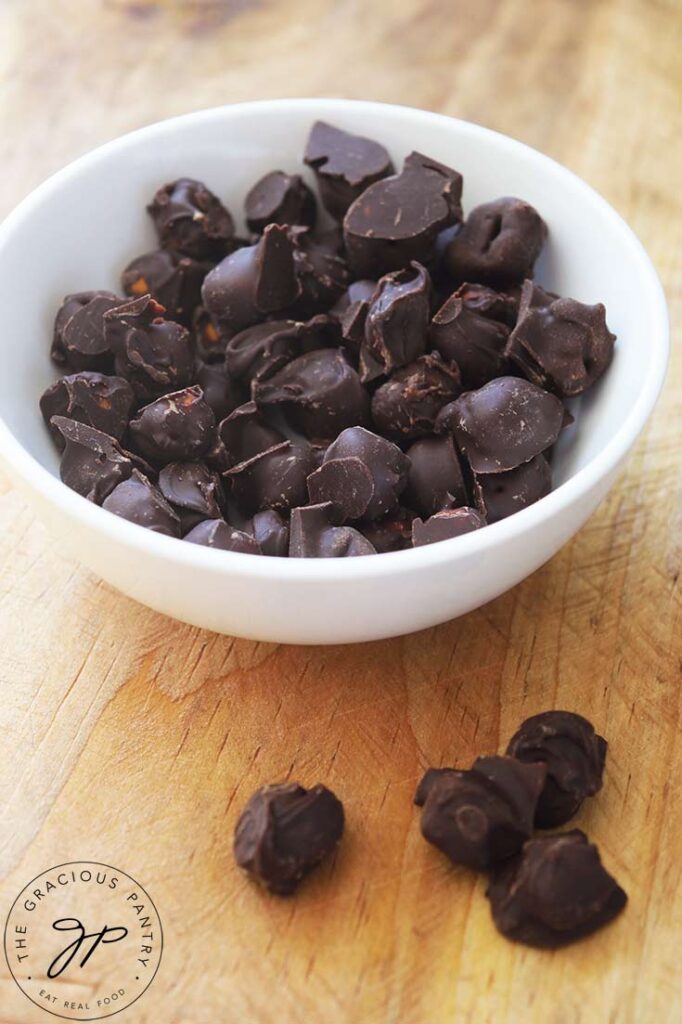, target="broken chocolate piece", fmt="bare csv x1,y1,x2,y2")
412,507,486,546
148,177,235,261
234,781,345,894
454,282,519,327
289,502,377,557
289,227,349,317
319,426,409,520
246,170,317,232
246,508,289,557
253,349,370,443
51,291,121,372
360,262,431,381
218,401,285,466
304,120,394,220
444,377,564,473
158,460,223,533
446,197,547,287
184,518,260,553
122,249,209,326
473,454,551,523
104,294,195,401
40,371,135,449
430,291,511,389
225,320,303,385
51,416,134,503
404,434,467,517
201,224,300,335
486,830,627,948
506,711,607,827
226,440,316,516
344,151,463,278
506,281,616,397
128,385,216,465
371,353,462,441
307,457,374,522
102,468,181,536
416,755,547,869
